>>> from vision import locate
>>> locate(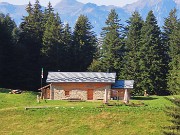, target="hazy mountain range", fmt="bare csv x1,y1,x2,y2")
0,0,180,35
